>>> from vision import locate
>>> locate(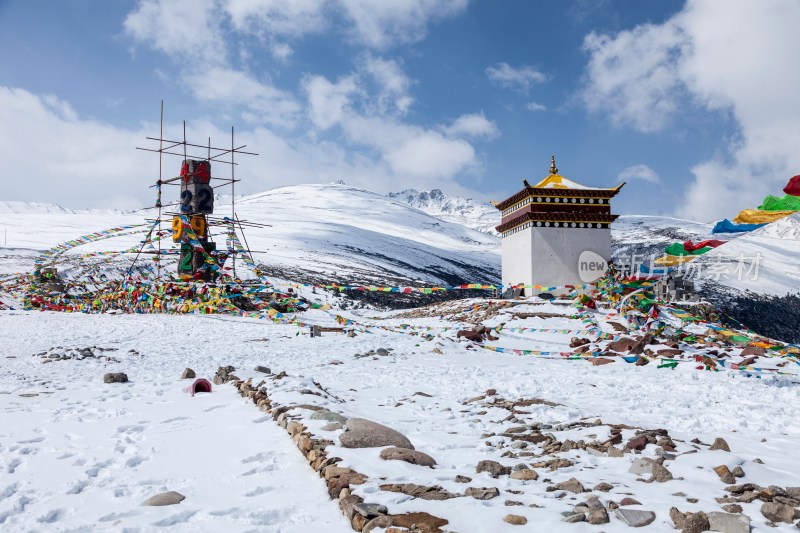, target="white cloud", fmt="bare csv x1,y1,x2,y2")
526,102,546,112
617,164,660,184
304,75,361,130
337,0,468,48
441,113,499,139
225,0,329,36
124,0,227,65
579,0,800,221
486,62,547,93
360,55,414,115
